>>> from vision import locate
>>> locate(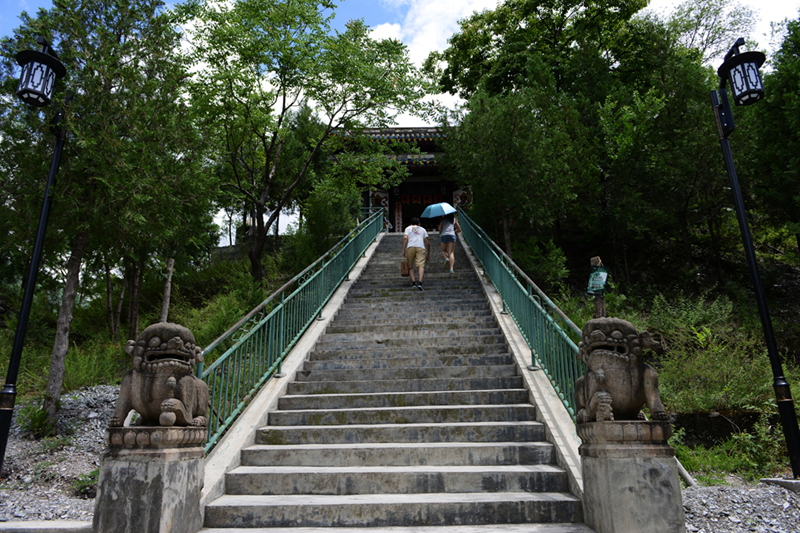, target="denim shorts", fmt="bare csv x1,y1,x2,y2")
440,234,456,243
